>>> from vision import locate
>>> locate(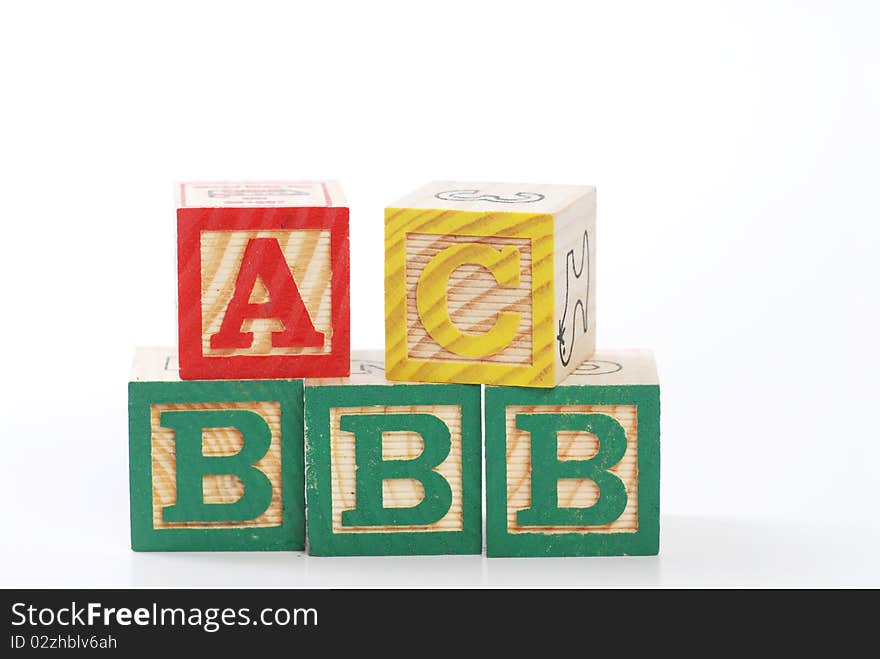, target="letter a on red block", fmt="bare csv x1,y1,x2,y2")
209,237,324,350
